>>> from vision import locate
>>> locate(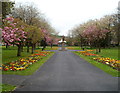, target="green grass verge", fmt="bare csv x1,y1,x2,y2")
0,84,16,92
2,46,57,63
74,51,120,77
2,52,54,76
91,48,119,60
2,46,33,64
70,46,119,60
